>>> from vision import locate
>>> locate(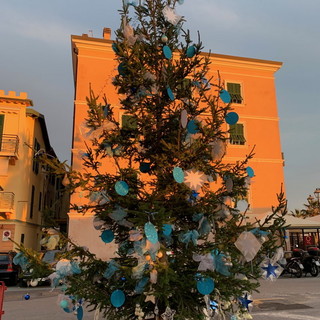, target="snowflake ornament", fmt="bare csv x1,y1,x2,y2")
161,306,176,320
162,6,182,25
184,169,208,190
